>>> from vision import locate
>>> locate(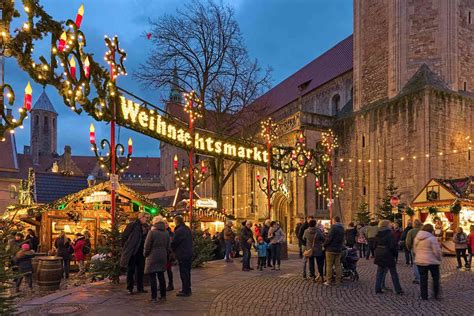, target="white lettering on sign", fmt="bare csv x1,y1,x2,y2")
119,97,268,165
196,198,218,209
84,191,111,203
